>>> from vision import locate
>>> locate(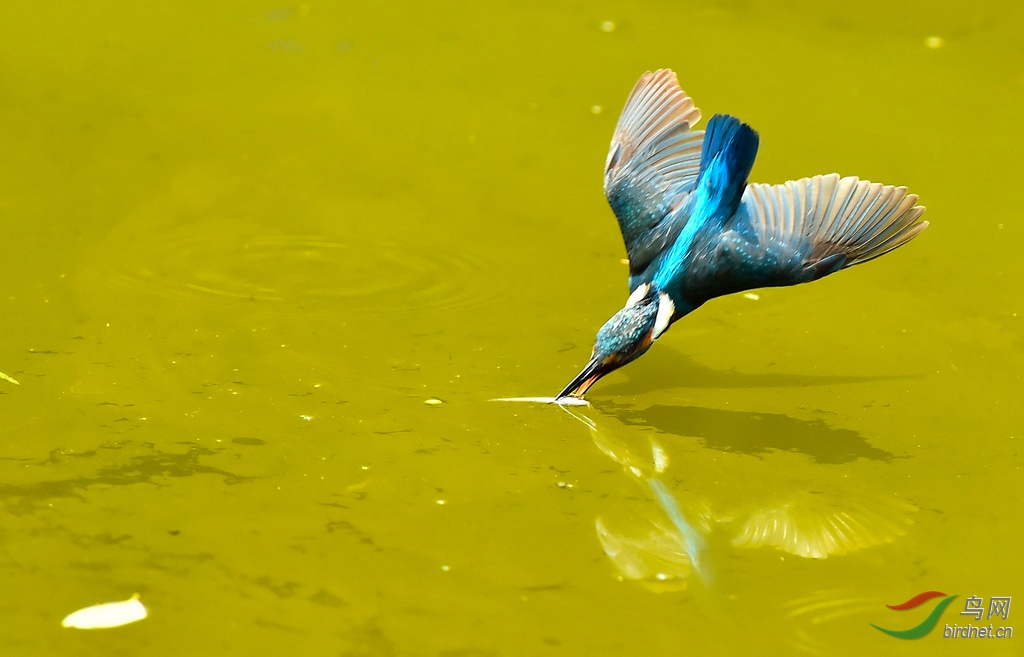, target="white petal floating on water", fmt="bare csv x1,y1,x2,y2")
61,595,147,629
490,396,590,406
